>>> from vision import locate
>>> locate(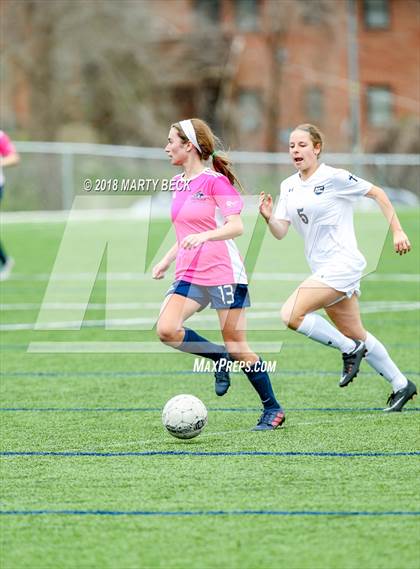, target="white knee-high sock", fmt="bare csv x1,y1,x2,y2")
364,332,408,392
296,313,356,353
